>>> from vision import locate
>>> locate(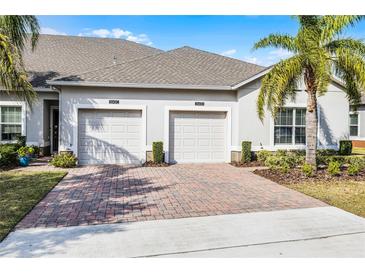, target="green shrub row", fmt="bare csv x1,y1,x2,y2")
264,152,305,173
